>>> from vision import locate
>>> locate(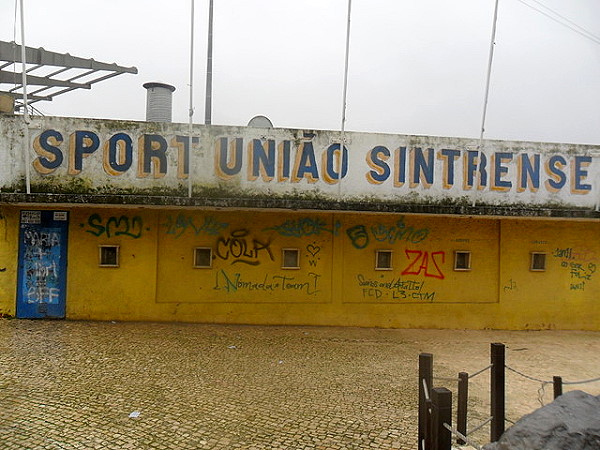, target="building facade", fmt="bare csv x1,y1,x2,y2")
1,115,598,329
